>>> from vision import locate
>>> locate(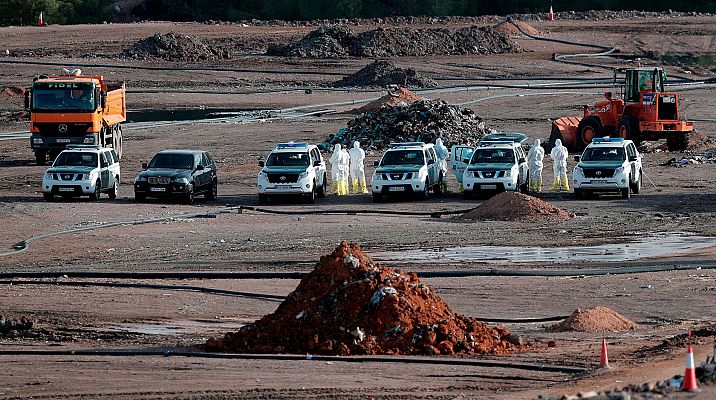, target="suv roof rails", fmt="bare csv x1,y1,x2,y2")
591,137,625,143
389,142,426,148
276,142,310,149
64,144,102,150
478,140,515,146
